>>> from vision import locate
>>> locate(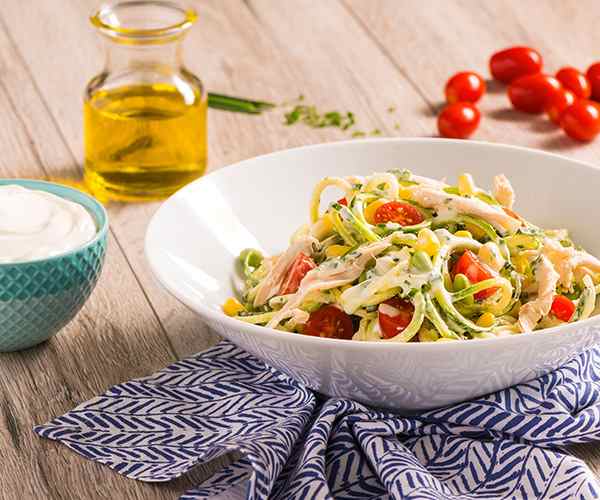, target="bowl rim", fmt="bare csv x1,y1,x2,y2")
145,137,600,351
0,179,109,267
